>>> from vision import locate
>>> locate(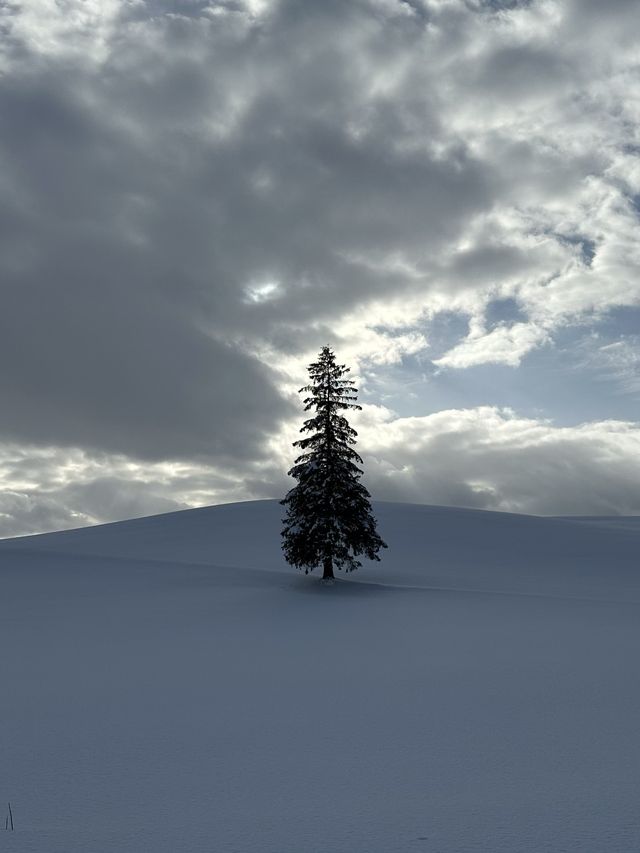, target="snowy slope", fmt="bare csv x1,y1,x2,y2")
1,500,640,852
5,499,640,597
